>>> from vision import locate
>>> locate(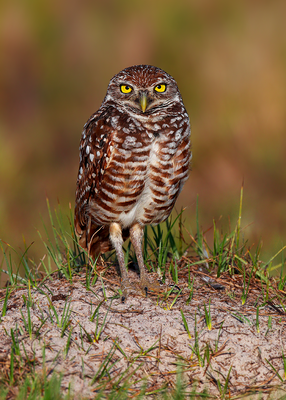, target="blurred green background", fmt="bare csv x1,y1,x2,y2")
1,0,286,285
